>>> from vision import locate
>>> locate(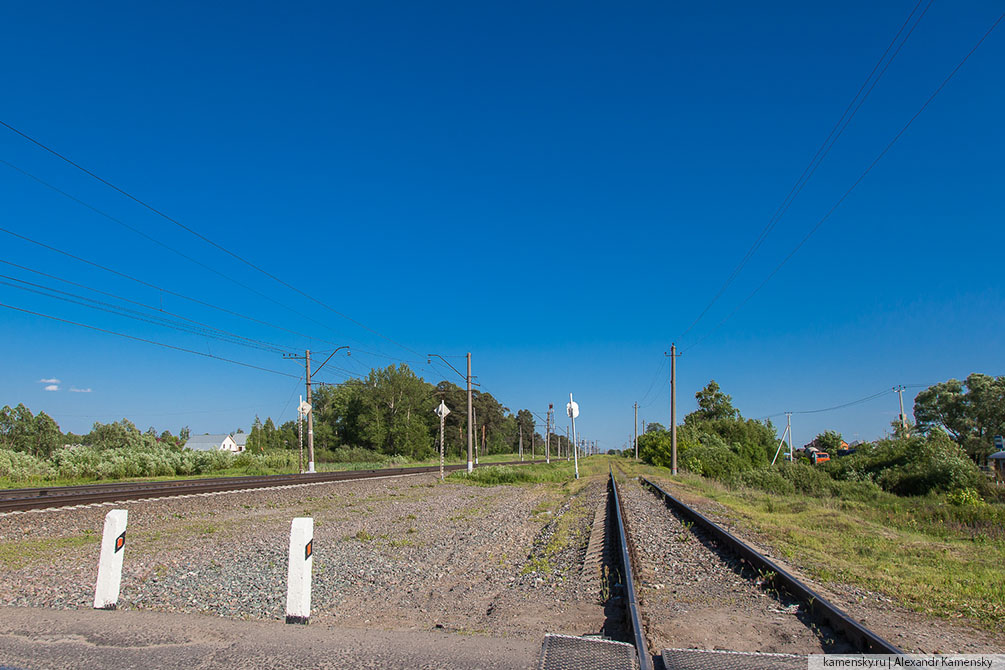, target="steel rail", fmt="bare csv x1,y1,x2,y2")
640,476,905,655
609,468,654,670
0,459,547,512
